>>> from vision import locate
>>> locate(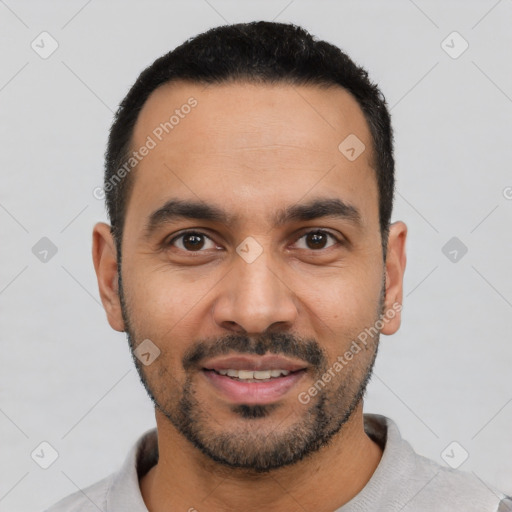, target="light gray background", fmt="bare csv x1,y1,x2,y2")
1,1,511,510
